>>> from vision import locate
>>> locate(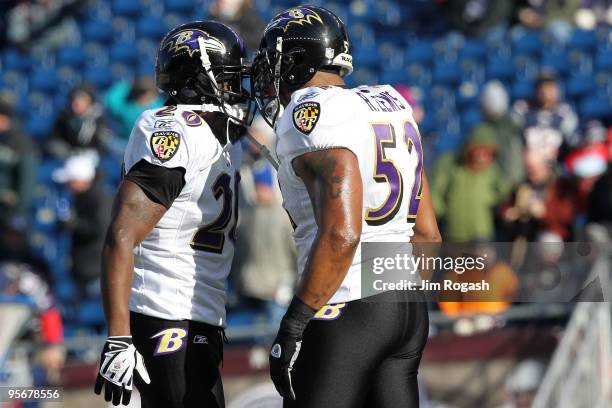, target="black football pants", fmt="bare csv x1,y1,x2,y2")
131,312,225,408
284,290,429,408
